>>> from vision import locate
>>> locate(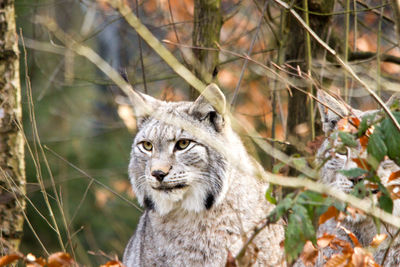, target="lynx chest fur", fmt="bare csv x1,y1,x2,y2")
123,84,285,266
